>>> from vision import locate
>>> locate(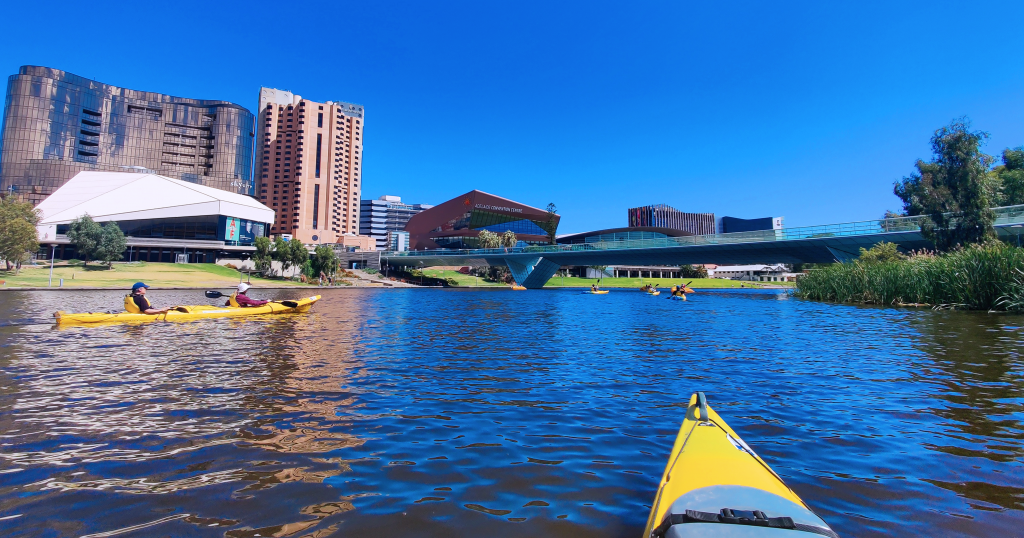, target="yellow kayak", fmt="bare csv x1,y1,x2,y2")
647,291,661,296
582,290,610,294
644,392,838,538
55,296,321,325
511,285,527,290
